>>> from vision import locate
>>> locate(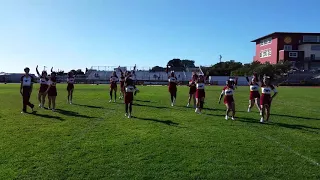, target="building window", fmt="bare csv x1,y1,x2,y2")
260,49,272,58
260,37,272,46
289,52,298,57
311,45,320,51
266,37,272,44
260,40,264,46
303,35,318,42
284,45,292,51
